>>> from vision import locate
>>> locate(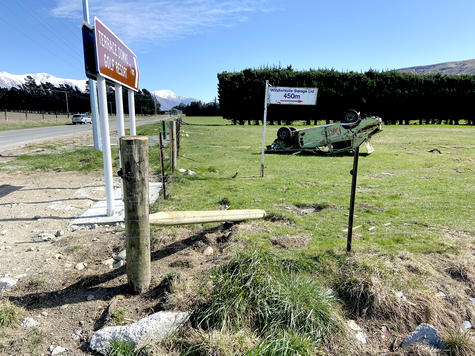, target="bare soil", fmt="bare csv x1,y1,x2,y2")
0,166,234,355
